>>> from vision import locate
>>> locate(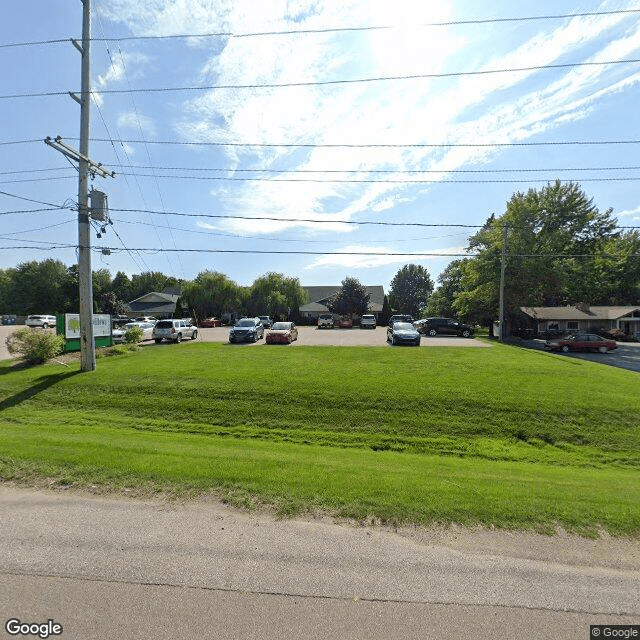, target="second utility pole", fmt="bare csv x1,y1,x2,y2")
77,0,95,371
